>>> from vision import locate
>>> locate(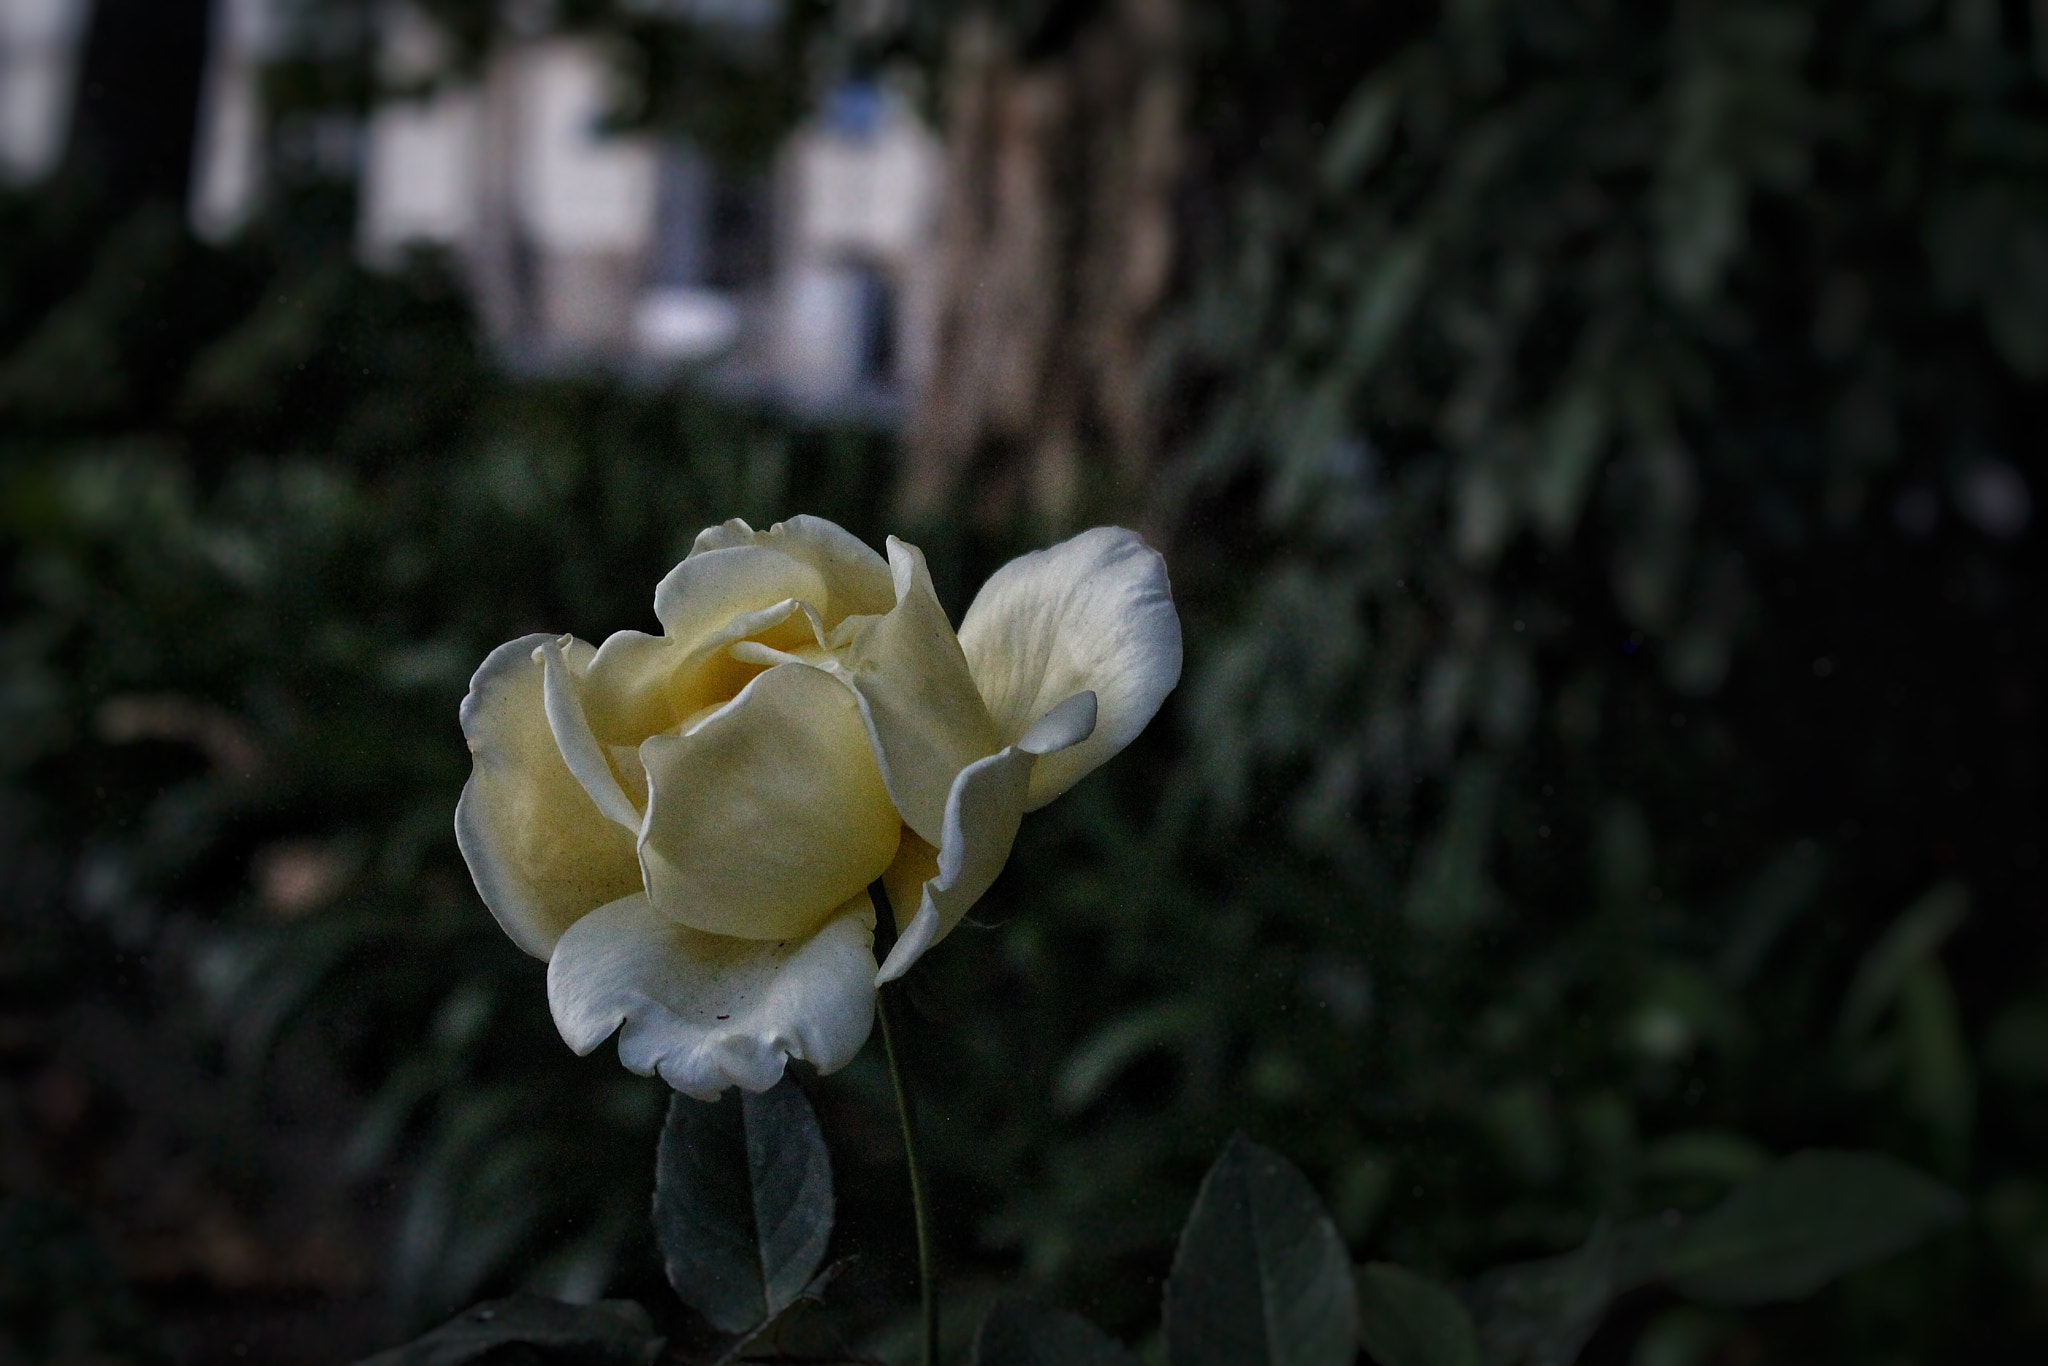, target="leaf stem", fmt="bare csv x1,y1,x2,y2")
868,878,938,1366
